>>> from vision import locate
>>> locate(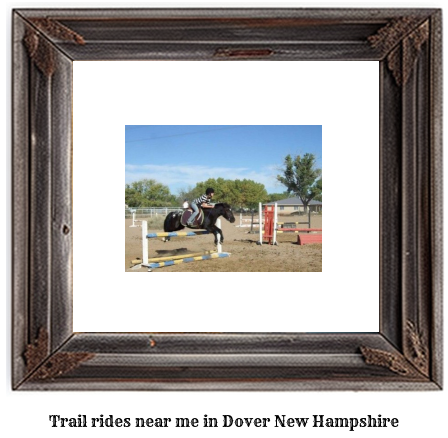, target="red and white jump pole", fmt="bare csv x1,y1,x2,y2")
258,202,278,245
